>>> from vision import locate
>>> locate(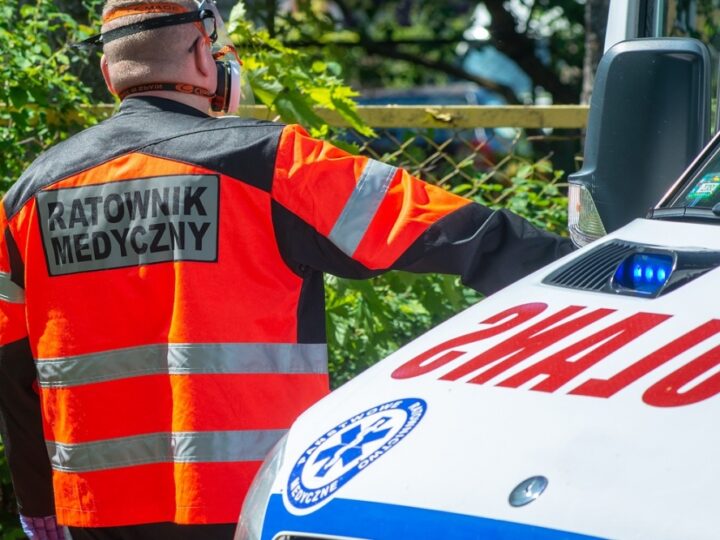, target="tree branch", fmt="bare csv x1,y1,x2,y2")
326,0,524,103
582,0,609,103
284,37,491,47
331,0,358,29
482,0,579,103
349,41,521,104
266,0,277,37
